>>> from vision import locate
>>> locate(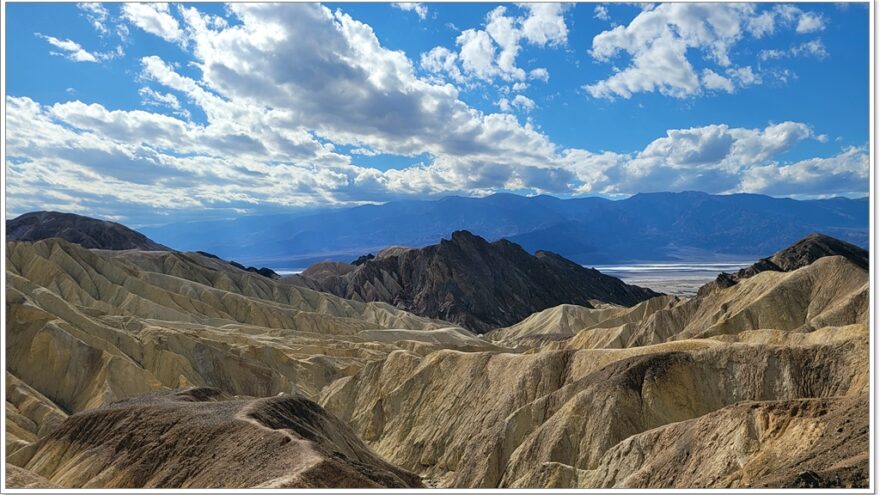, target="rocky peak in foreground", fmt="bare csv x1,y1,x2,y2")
702,232,869,295
294,230,660,332
6,211,169,251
